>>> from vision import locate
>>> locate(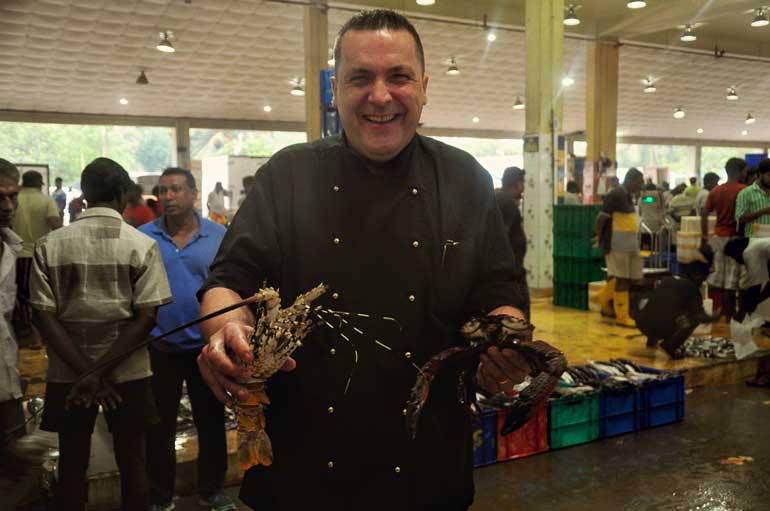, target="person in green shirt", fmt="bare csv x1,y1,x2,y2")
735,158,770,238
